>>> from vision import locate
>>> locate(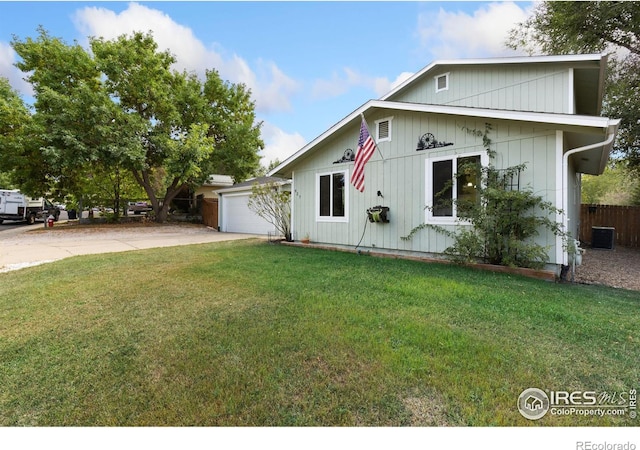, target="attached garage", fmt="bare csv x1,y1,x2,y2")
220,192,275,234
216,177,290,236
